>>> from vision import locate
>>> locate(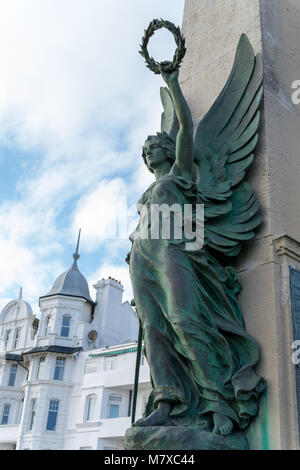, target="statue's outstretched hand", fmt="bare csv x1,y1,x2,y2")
159,66,179,87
